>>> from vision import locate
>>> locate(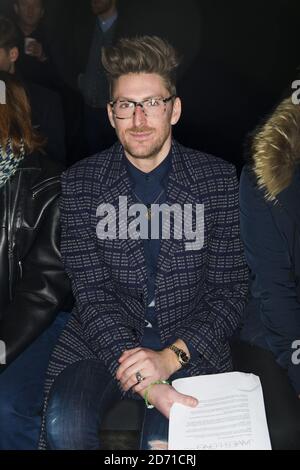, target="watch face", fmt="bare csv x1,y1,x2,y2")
179,351,189,364
169,345,190,366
